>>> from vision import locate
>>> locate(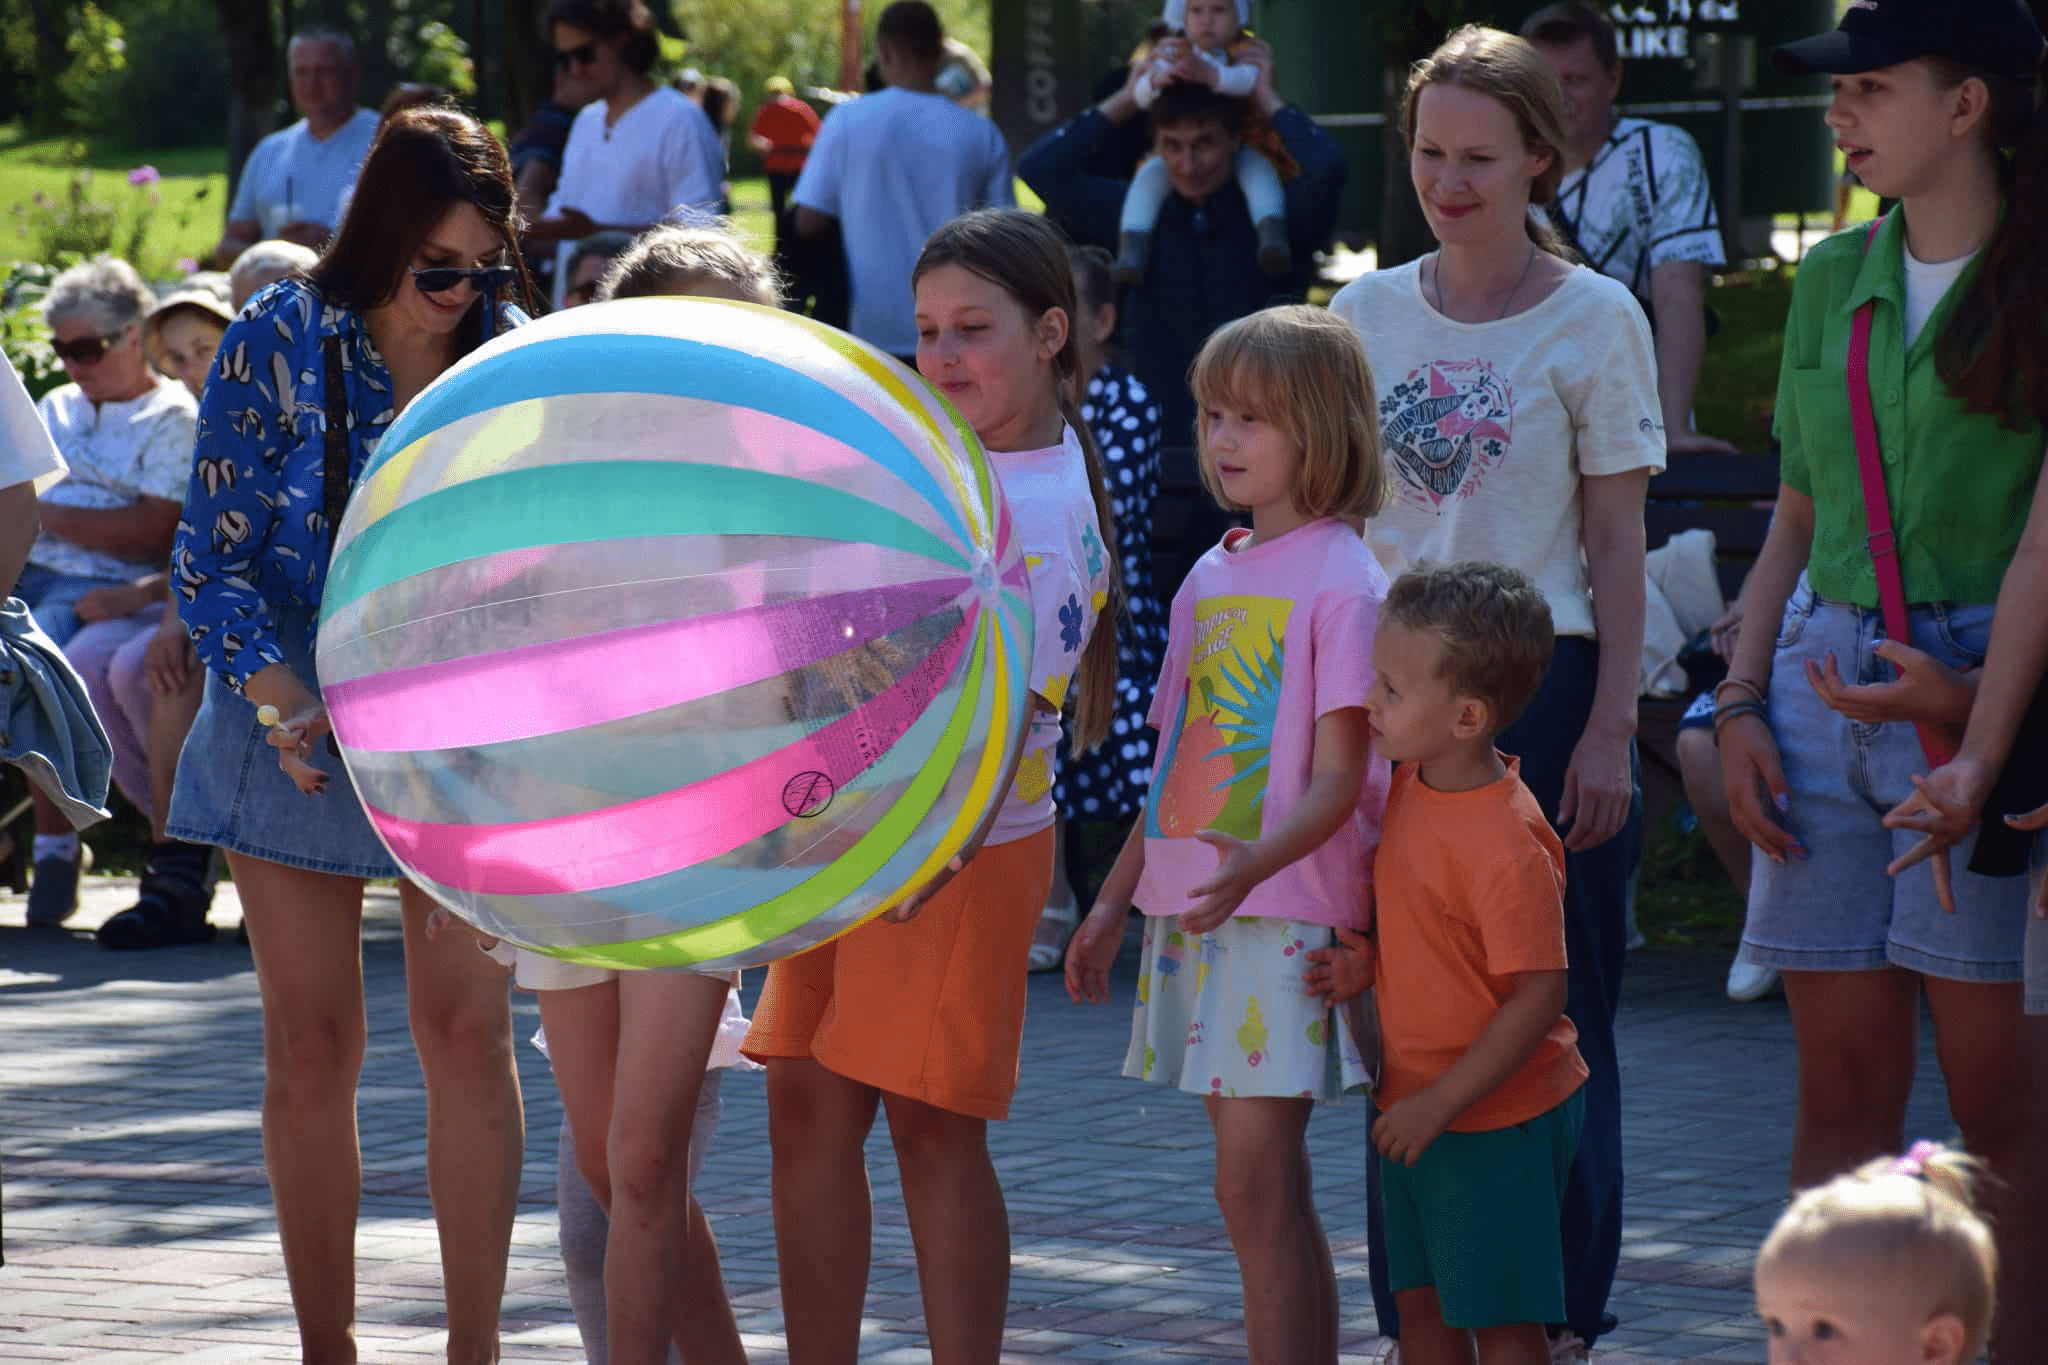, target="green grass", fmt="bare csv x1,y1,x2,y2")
0,128,229,279
1636,815,1747,951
